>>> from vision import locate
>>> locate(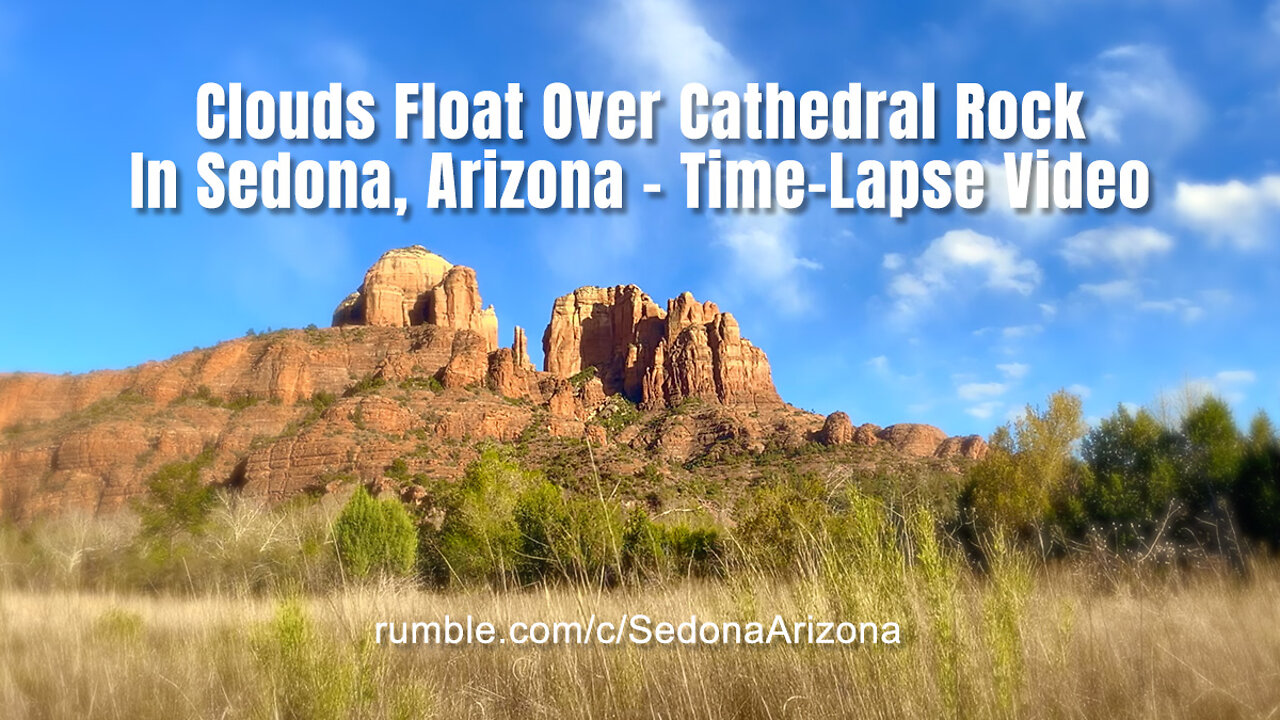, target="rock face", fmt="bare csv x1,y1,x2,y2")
934,434,989,461
543,285,781,411
333,246,498,352
875,424,949,457
0,246,989,520
819,412,854,445
487,326,538,400
854,423,881,446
